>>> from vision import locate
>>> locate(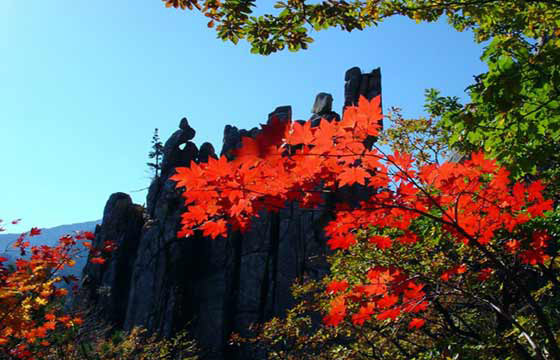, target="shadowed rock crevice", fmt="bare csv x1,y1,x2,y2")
80,66,381,360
